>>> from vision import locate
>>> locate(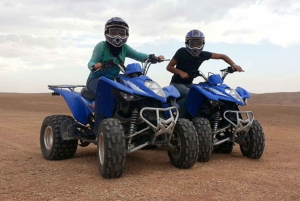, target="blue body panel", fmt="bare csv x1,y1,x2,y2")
49,68,181,124
208,74,223,85
96,77,119,117
119,75,168,102
125,63,144,74
236,86,251,99
96,75,180,117
186,84,222,117
162,85,180,99
186,81,245,117
49,88,93,125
